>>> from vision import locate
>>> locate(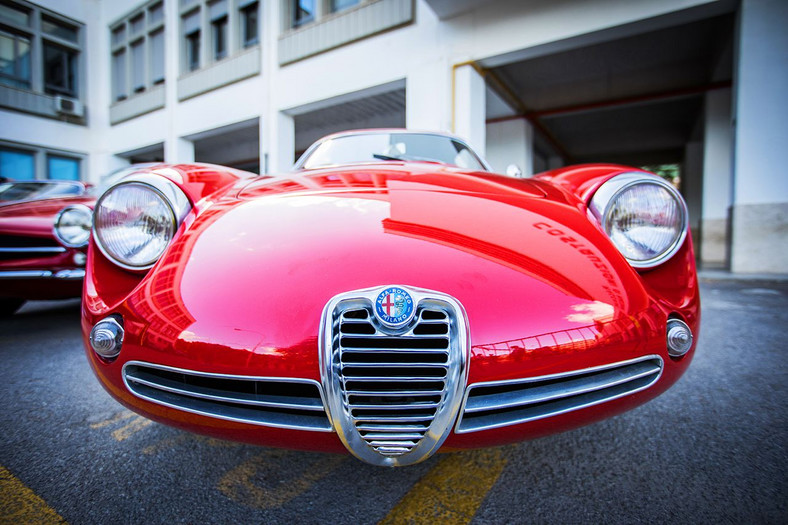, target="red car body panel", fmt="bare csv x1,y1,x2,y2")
0,195,94,300
83,161,699,456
